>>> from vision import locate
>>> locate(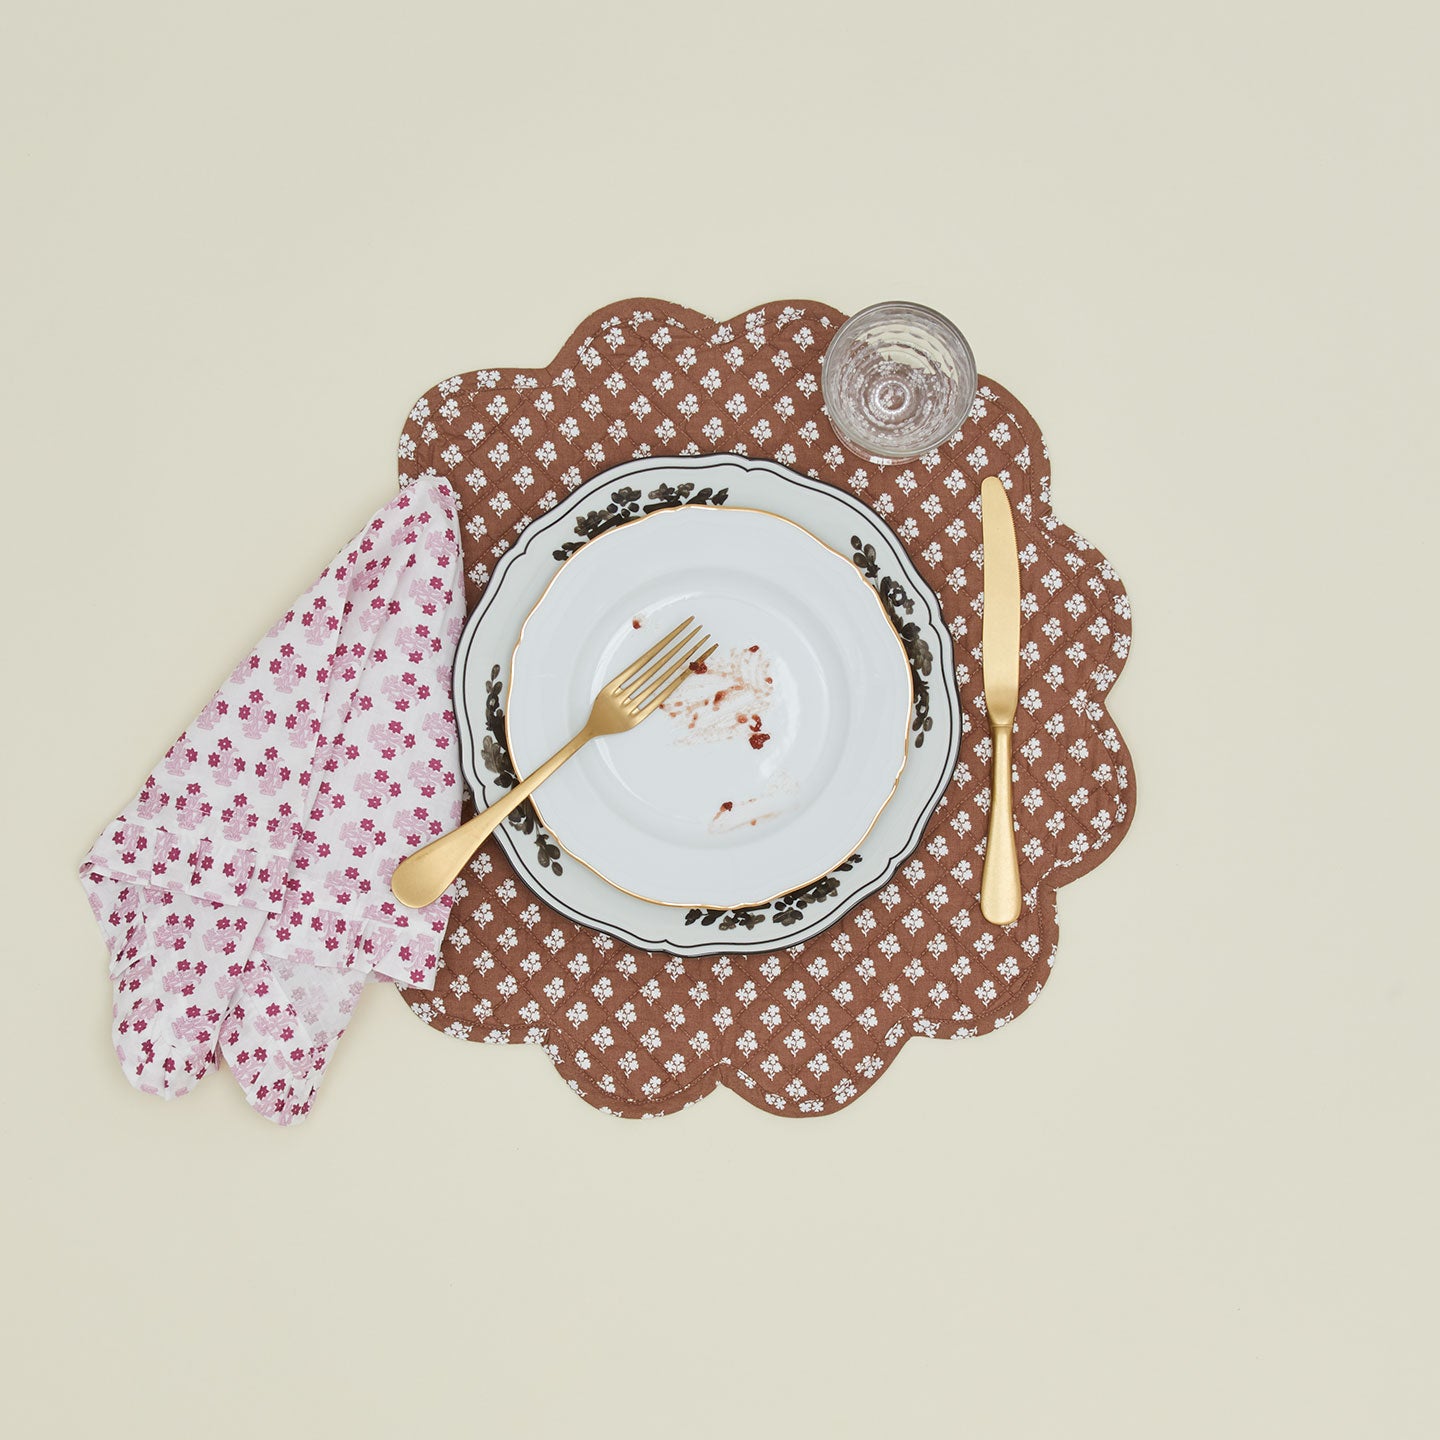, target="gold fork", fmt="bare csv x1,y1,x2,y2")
391,616,715,908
